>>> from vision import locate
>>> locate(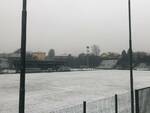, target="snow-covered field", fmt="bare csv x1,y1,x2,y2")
0,70,150,113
